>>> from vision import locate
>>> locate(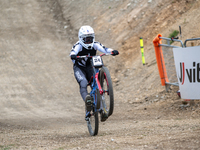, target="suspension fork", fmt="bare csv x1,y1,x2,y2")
90,56,106,95
95,70,109,95
101,72,109,95
95,72,103,95
91,65,102,94
103,72,109,88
